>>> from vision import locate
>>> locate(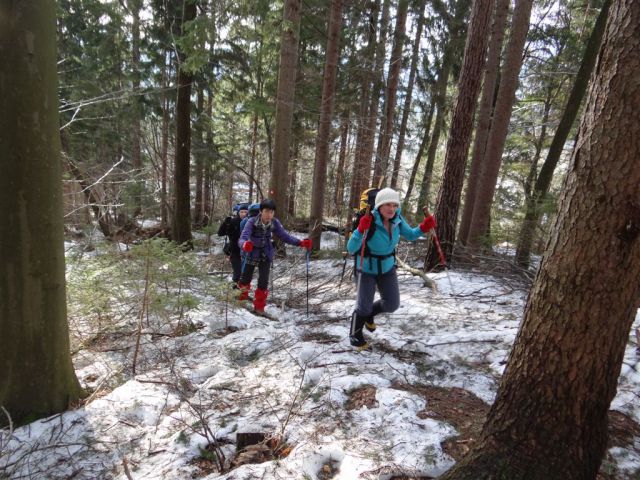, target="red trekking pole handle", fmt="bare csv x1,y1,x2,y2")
359,206,371,271
423,206,447,268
